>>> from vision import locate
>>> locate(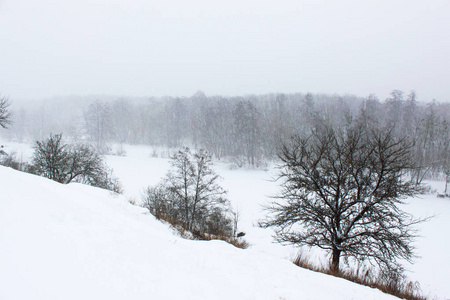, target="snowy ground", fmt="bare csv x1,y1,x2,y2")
1,142,449,299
